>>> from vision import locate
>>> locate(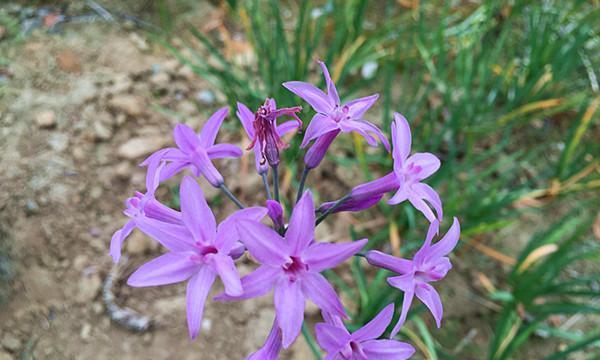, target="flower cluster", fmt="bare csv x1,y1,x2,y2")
110,61,460,359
